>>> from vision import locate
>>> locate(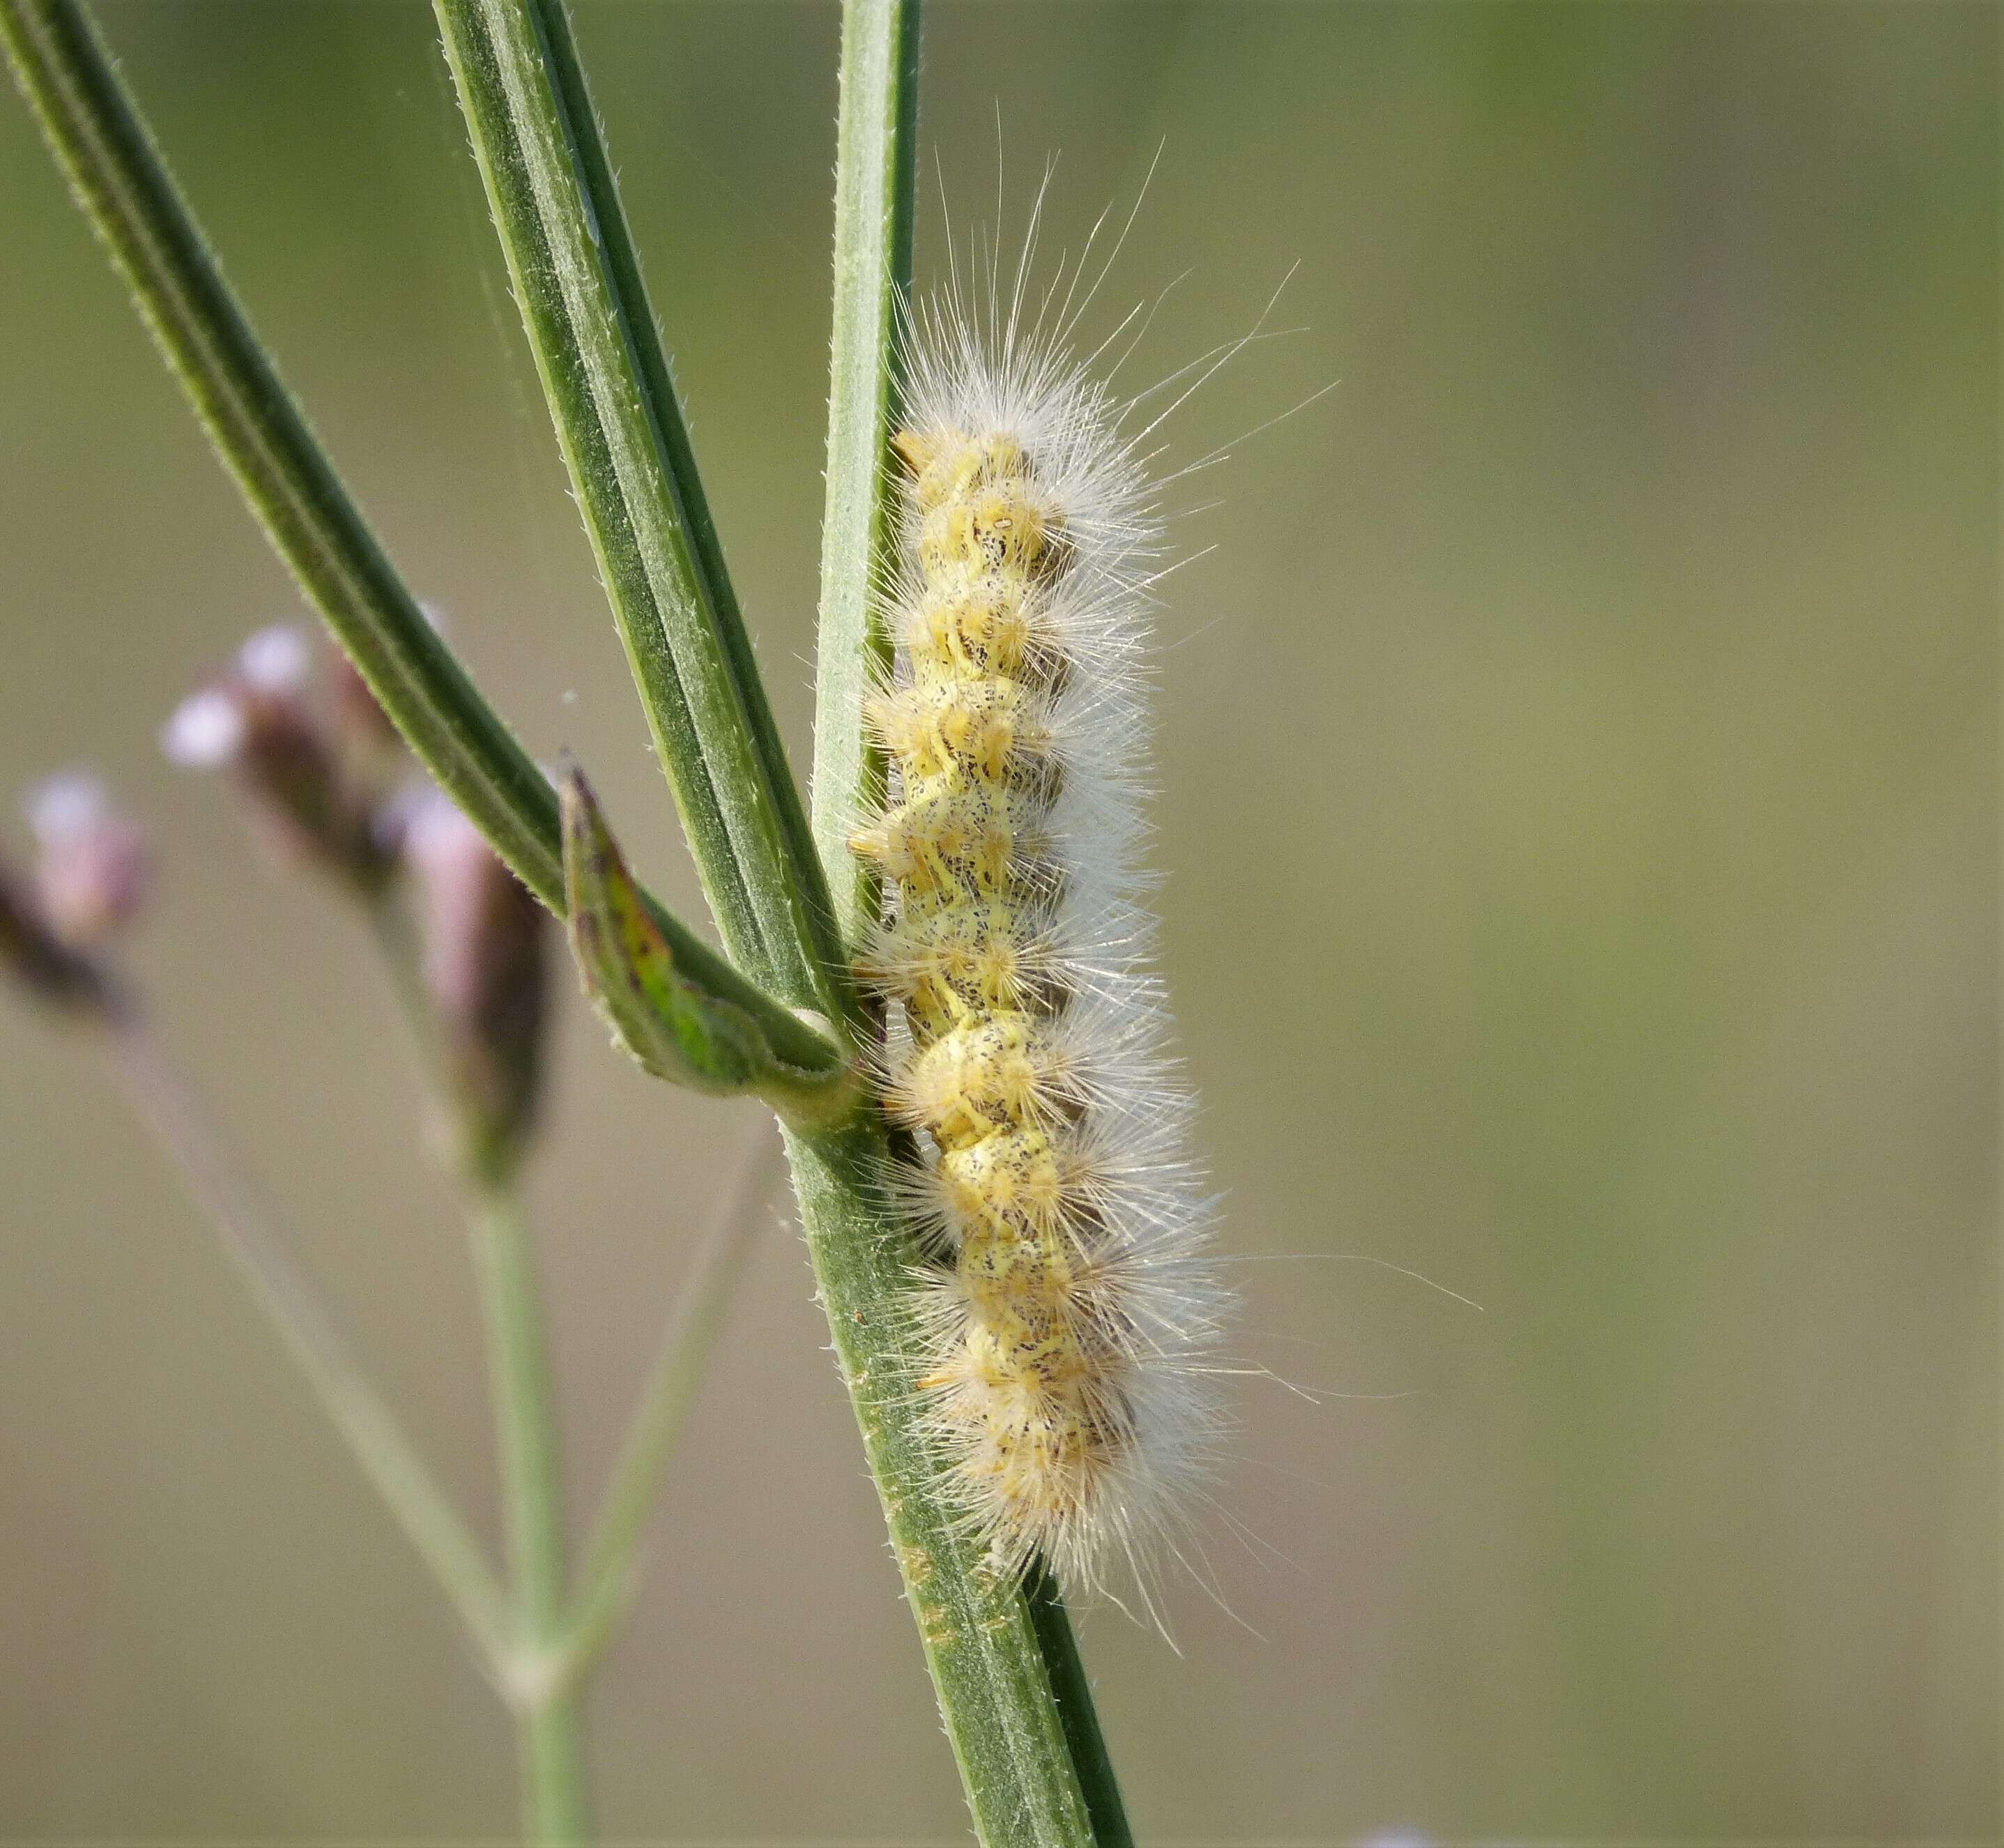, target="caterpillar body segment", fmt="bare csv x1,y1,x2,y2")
851,277,1230,1606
